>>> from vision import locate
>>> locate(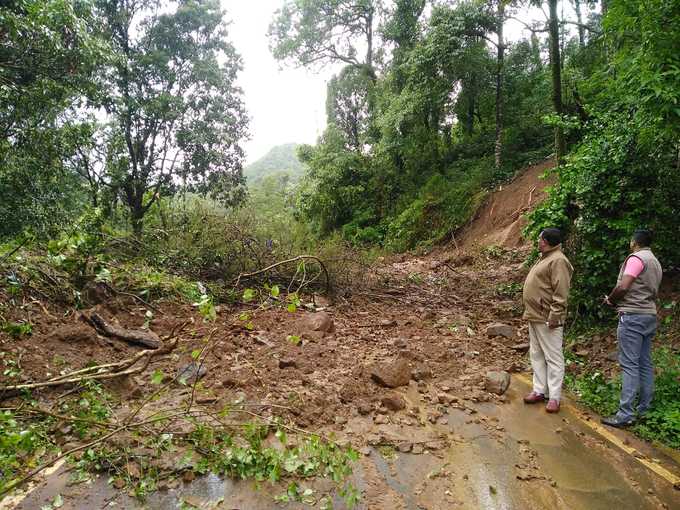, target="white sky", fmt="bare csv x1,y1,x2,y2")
225,1,334,164
225,1,591,164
